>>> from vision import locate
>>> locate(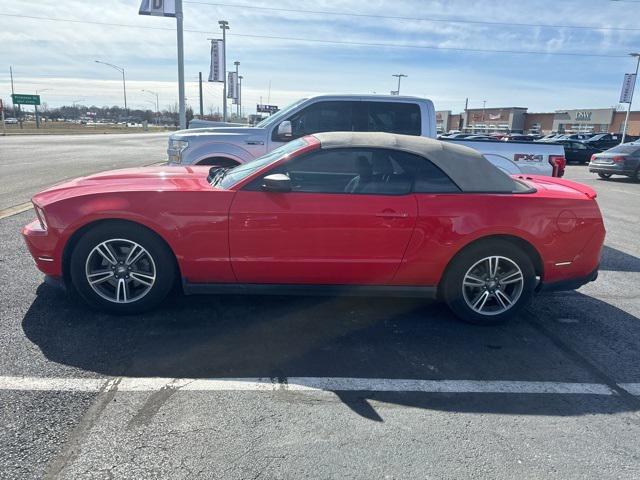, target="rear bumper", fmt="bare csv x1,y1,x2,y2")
588,163,634,176
537,267,598,293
